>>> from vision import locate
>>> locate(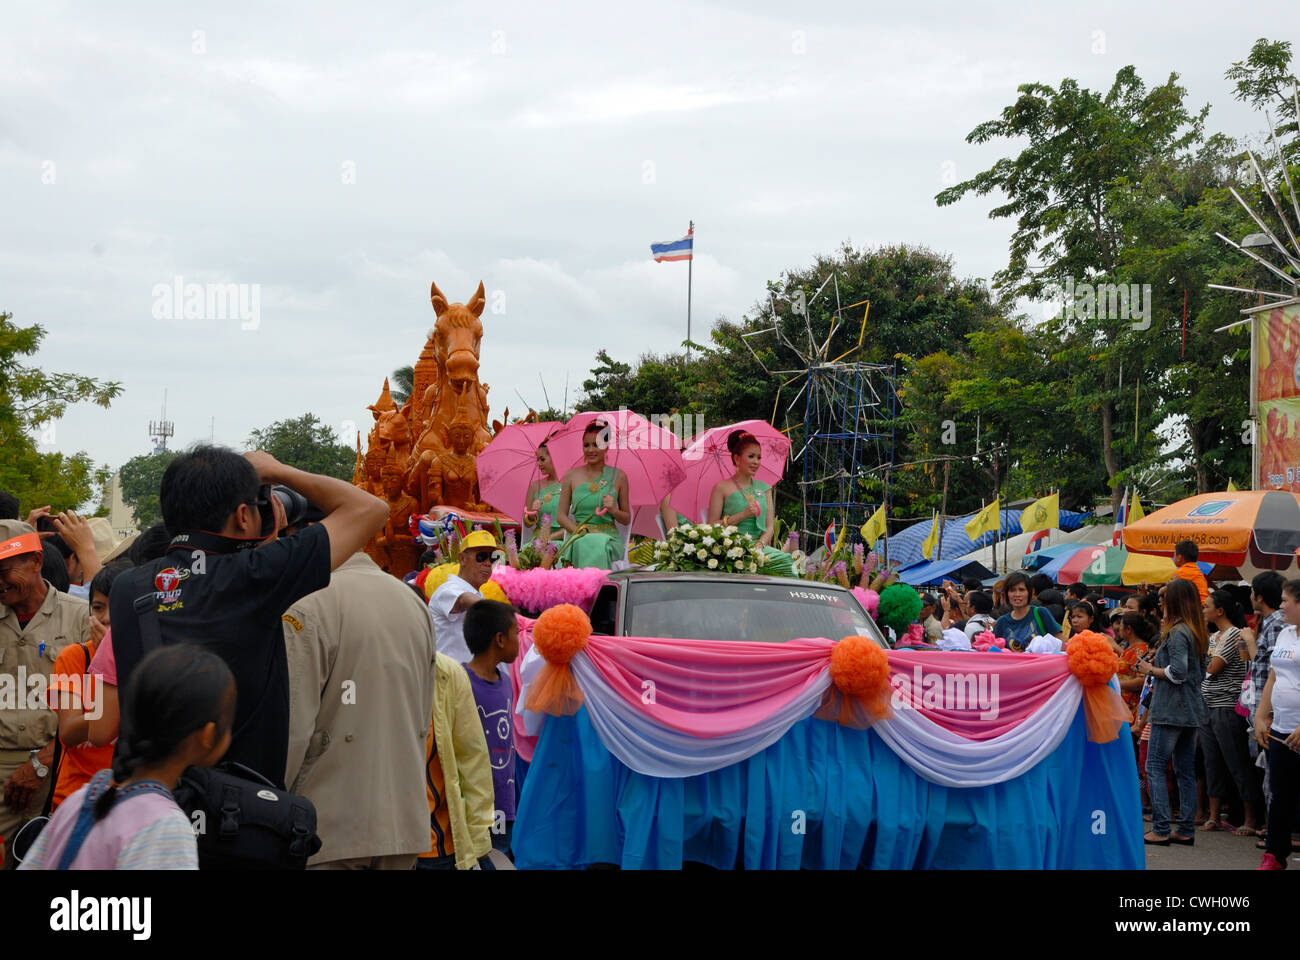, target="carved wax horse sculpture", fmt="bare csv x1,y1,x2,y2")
408,280,495,501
